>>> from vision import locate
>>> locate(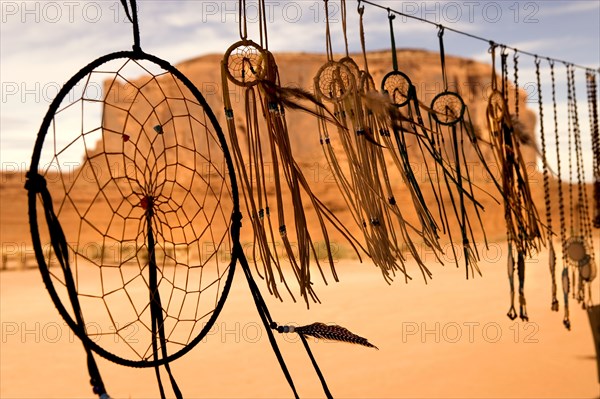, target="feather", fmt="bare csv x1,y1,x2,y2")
259,80,344,128
261,80,385,147
295,322,378,349
361,91,432,140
